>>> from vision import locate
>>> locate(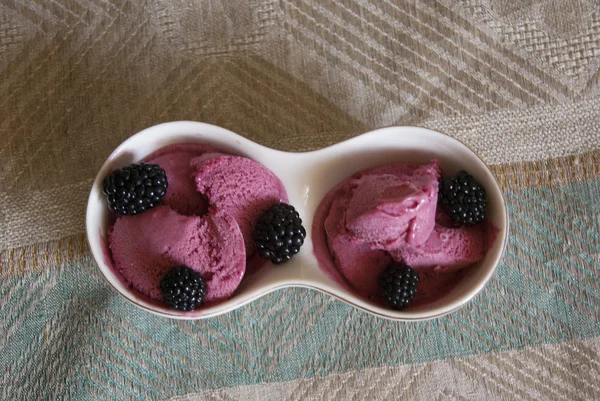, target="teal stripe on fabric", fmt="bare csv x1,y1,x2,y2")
2,179,600,400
